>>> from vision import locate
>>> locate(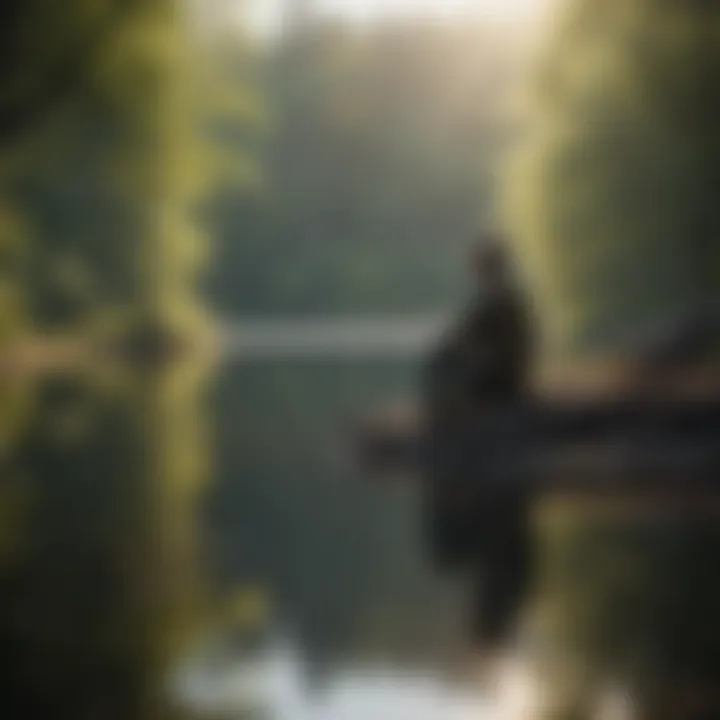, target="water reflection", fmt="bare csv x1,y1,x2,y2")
15,333,720,719
0,351,476,720
207,358,465,673
8,339,720,719
171,636,490,720
0,361,210,720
